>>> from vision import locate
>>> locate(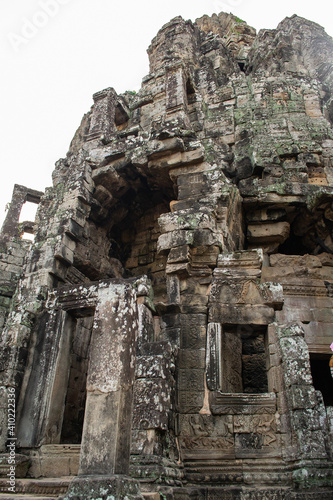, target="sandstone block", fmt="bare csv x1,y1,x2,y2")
286,385,317,410
209,304,275,325
247,222,290,244
132,379,171,430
